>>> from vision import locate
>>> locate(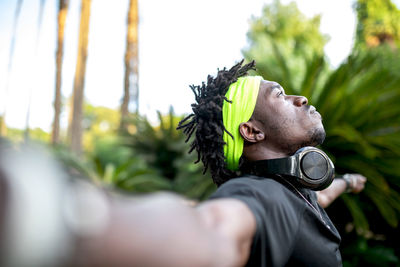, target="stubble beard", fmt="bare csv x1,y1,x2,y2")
258,114,326,155
279,126,326,155
303,127,326,147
